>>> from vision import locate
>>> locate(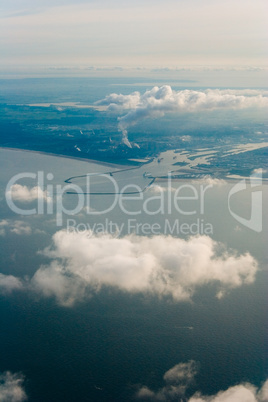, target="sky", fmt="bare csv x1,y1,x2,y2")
1,0,267,71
